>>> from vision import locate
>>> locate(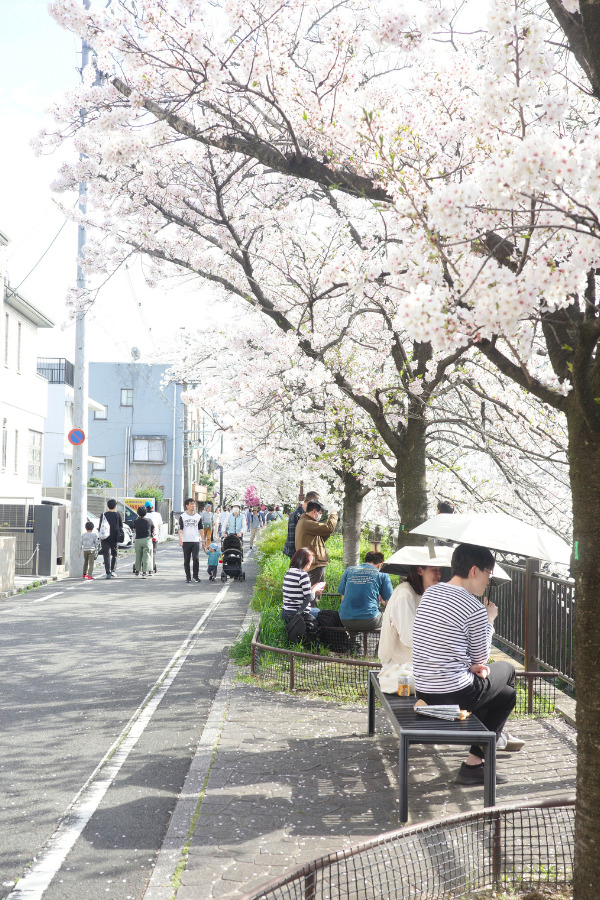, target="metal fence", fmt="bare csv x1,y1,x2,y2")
239,800,574,900
0,503,39,576
251,627,558,715
36,357,74,386
493,561,575,685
